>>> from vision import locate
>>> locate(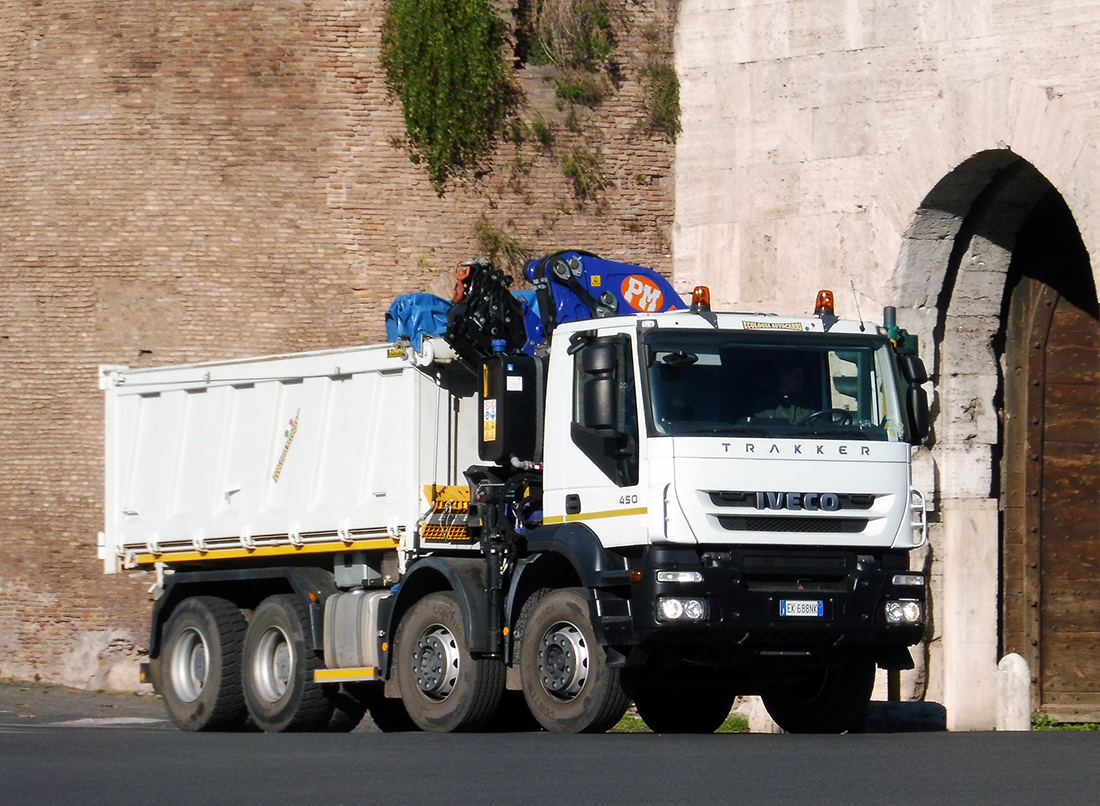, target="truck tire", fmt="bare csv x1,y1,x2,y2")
761,656,876,734
394,592,505,732
519,588,629,734
155,595,248,732
242,594,335,732
633,686,736,734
